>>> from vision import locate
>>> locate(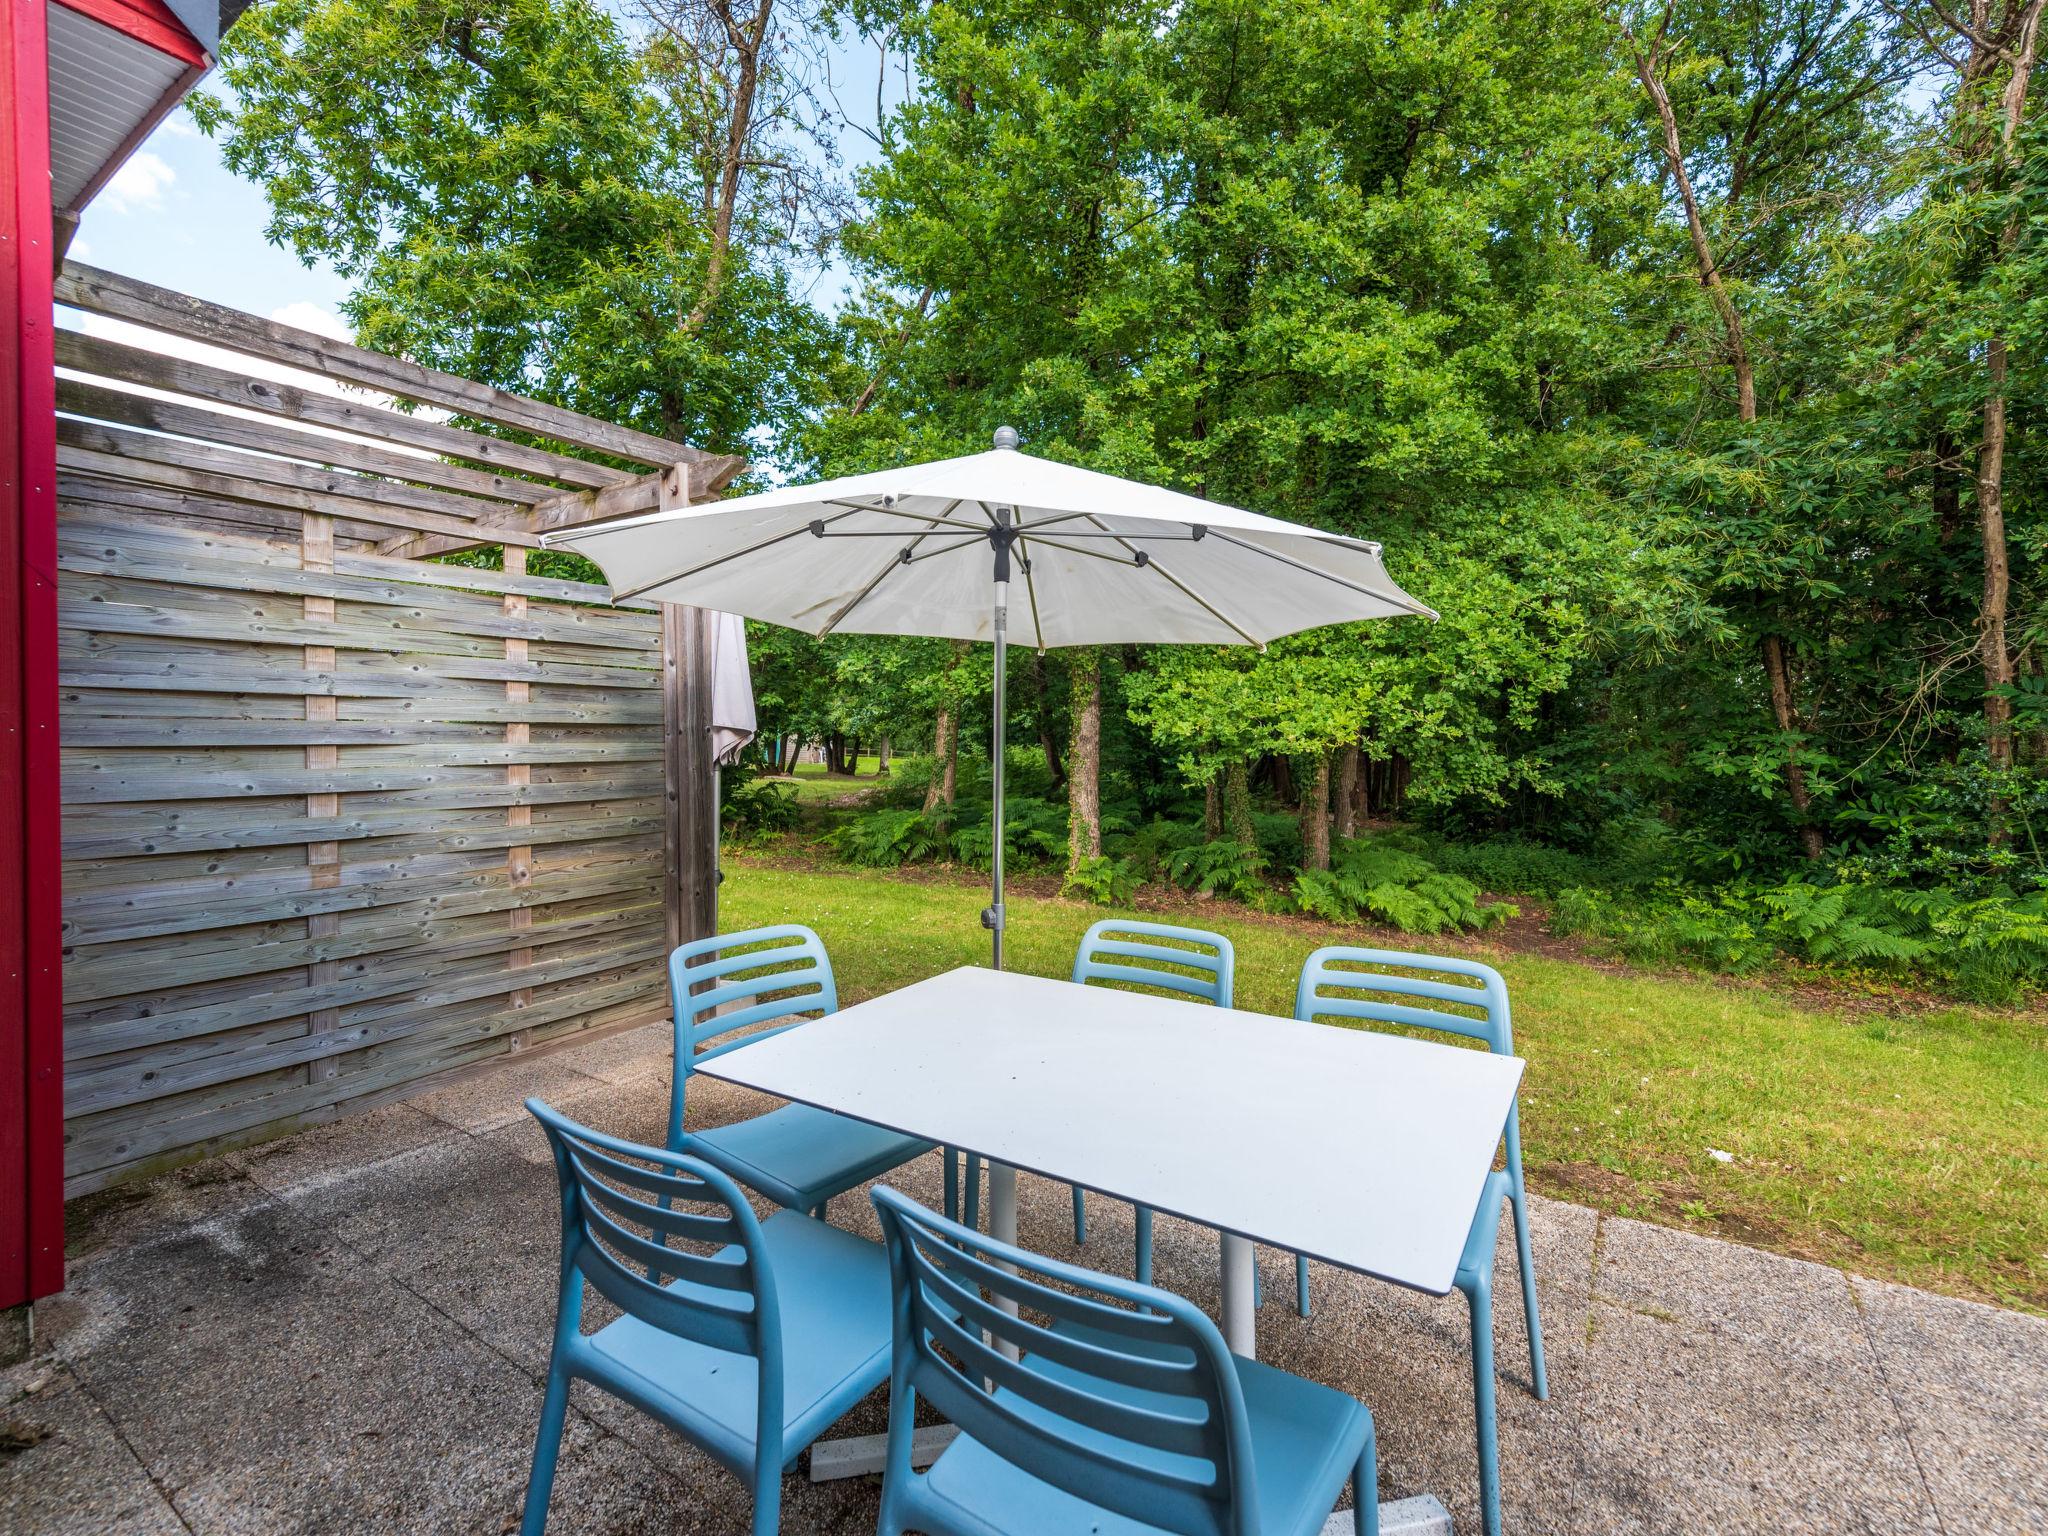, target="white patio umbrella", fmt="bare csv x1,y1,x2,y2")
544,427,1434,968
